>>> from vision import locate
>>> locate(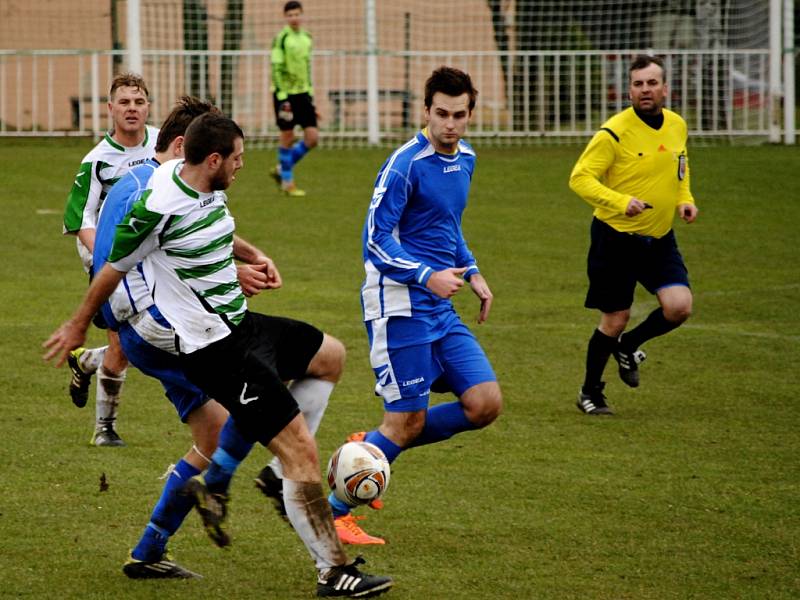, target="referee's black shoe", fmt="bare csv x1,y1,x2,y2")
614,343,647,388
577,382,613,415
317,556,393,598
